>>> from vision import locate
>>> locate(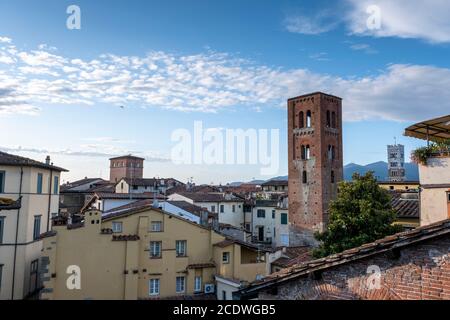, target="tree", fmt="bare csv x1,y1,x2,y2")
313,171,402,258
